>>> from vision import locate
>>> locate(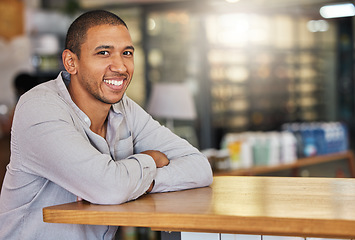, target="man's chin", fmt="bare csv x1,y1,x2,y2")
99,96,123,105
